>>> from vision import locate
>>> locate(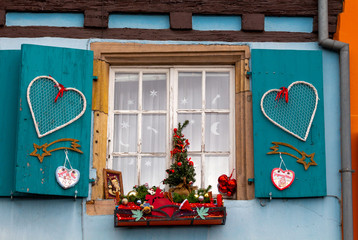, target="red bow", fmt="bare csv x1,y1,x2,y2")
54,83,68,102
275,87,288,103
